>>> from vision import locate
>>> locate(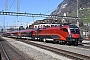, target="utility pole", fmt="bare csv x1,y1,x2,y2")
76,0,79,27
5,0,8,11
77,0,78,17
4,0,8,32
7,22,8,29
16,0,20,29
